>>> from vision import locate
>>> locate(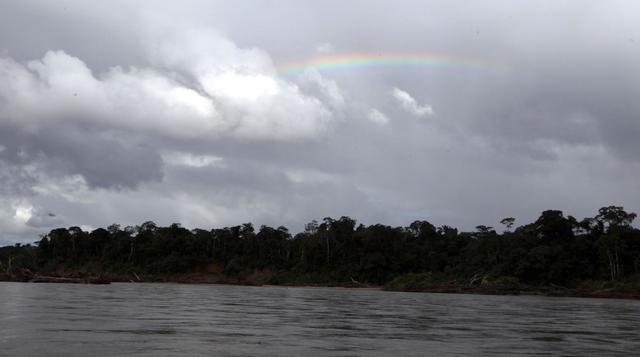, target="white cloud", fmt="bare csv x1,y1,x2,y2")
368,109,389,125
285,168,340,184
13,203,34,224
298,69,345,110
26,210,64,228
204,72,280,103
0,29,337,141
315,42,335,54
0,51,219,137
392,88,434,117
147,27,335,140
201,70,332,140
162,151,225,168
0,198,60,242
